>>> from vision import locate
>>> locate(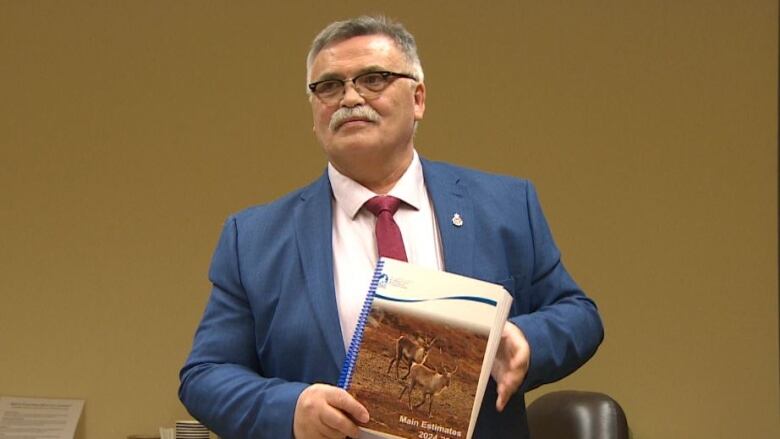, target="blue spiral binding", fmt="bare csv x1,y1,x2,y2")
337,259,386,389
